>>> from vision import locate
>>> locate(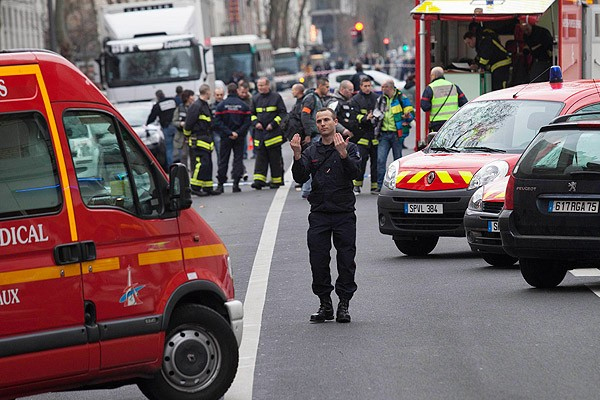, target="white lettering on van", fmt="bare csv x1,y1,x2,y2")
0,224,48,247
0,79,7,97
0,289,20,306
